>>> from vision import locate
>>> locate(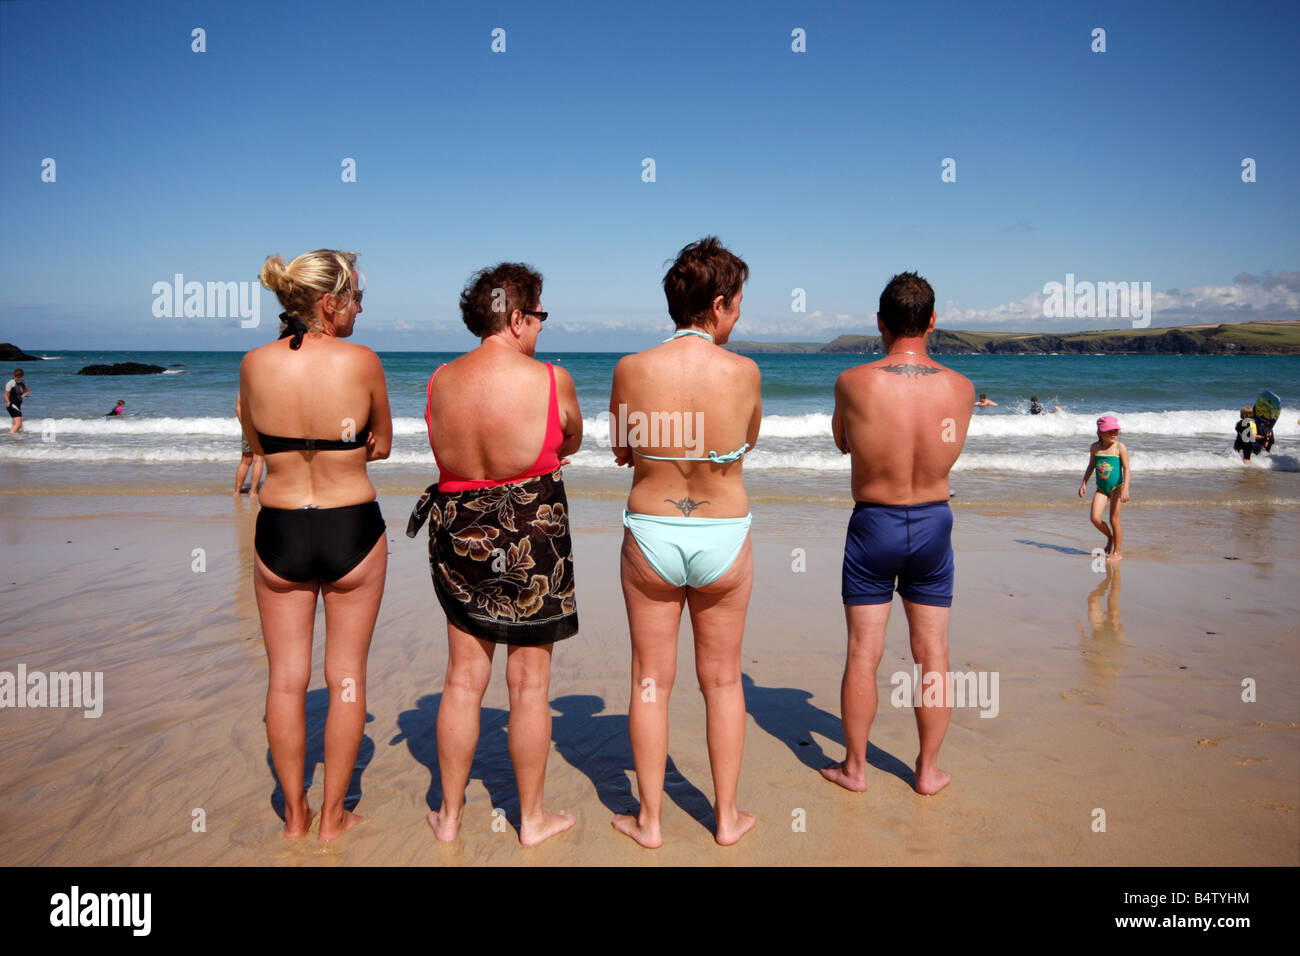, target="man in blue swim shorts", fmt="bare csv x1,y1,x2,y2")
824,271,974,798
